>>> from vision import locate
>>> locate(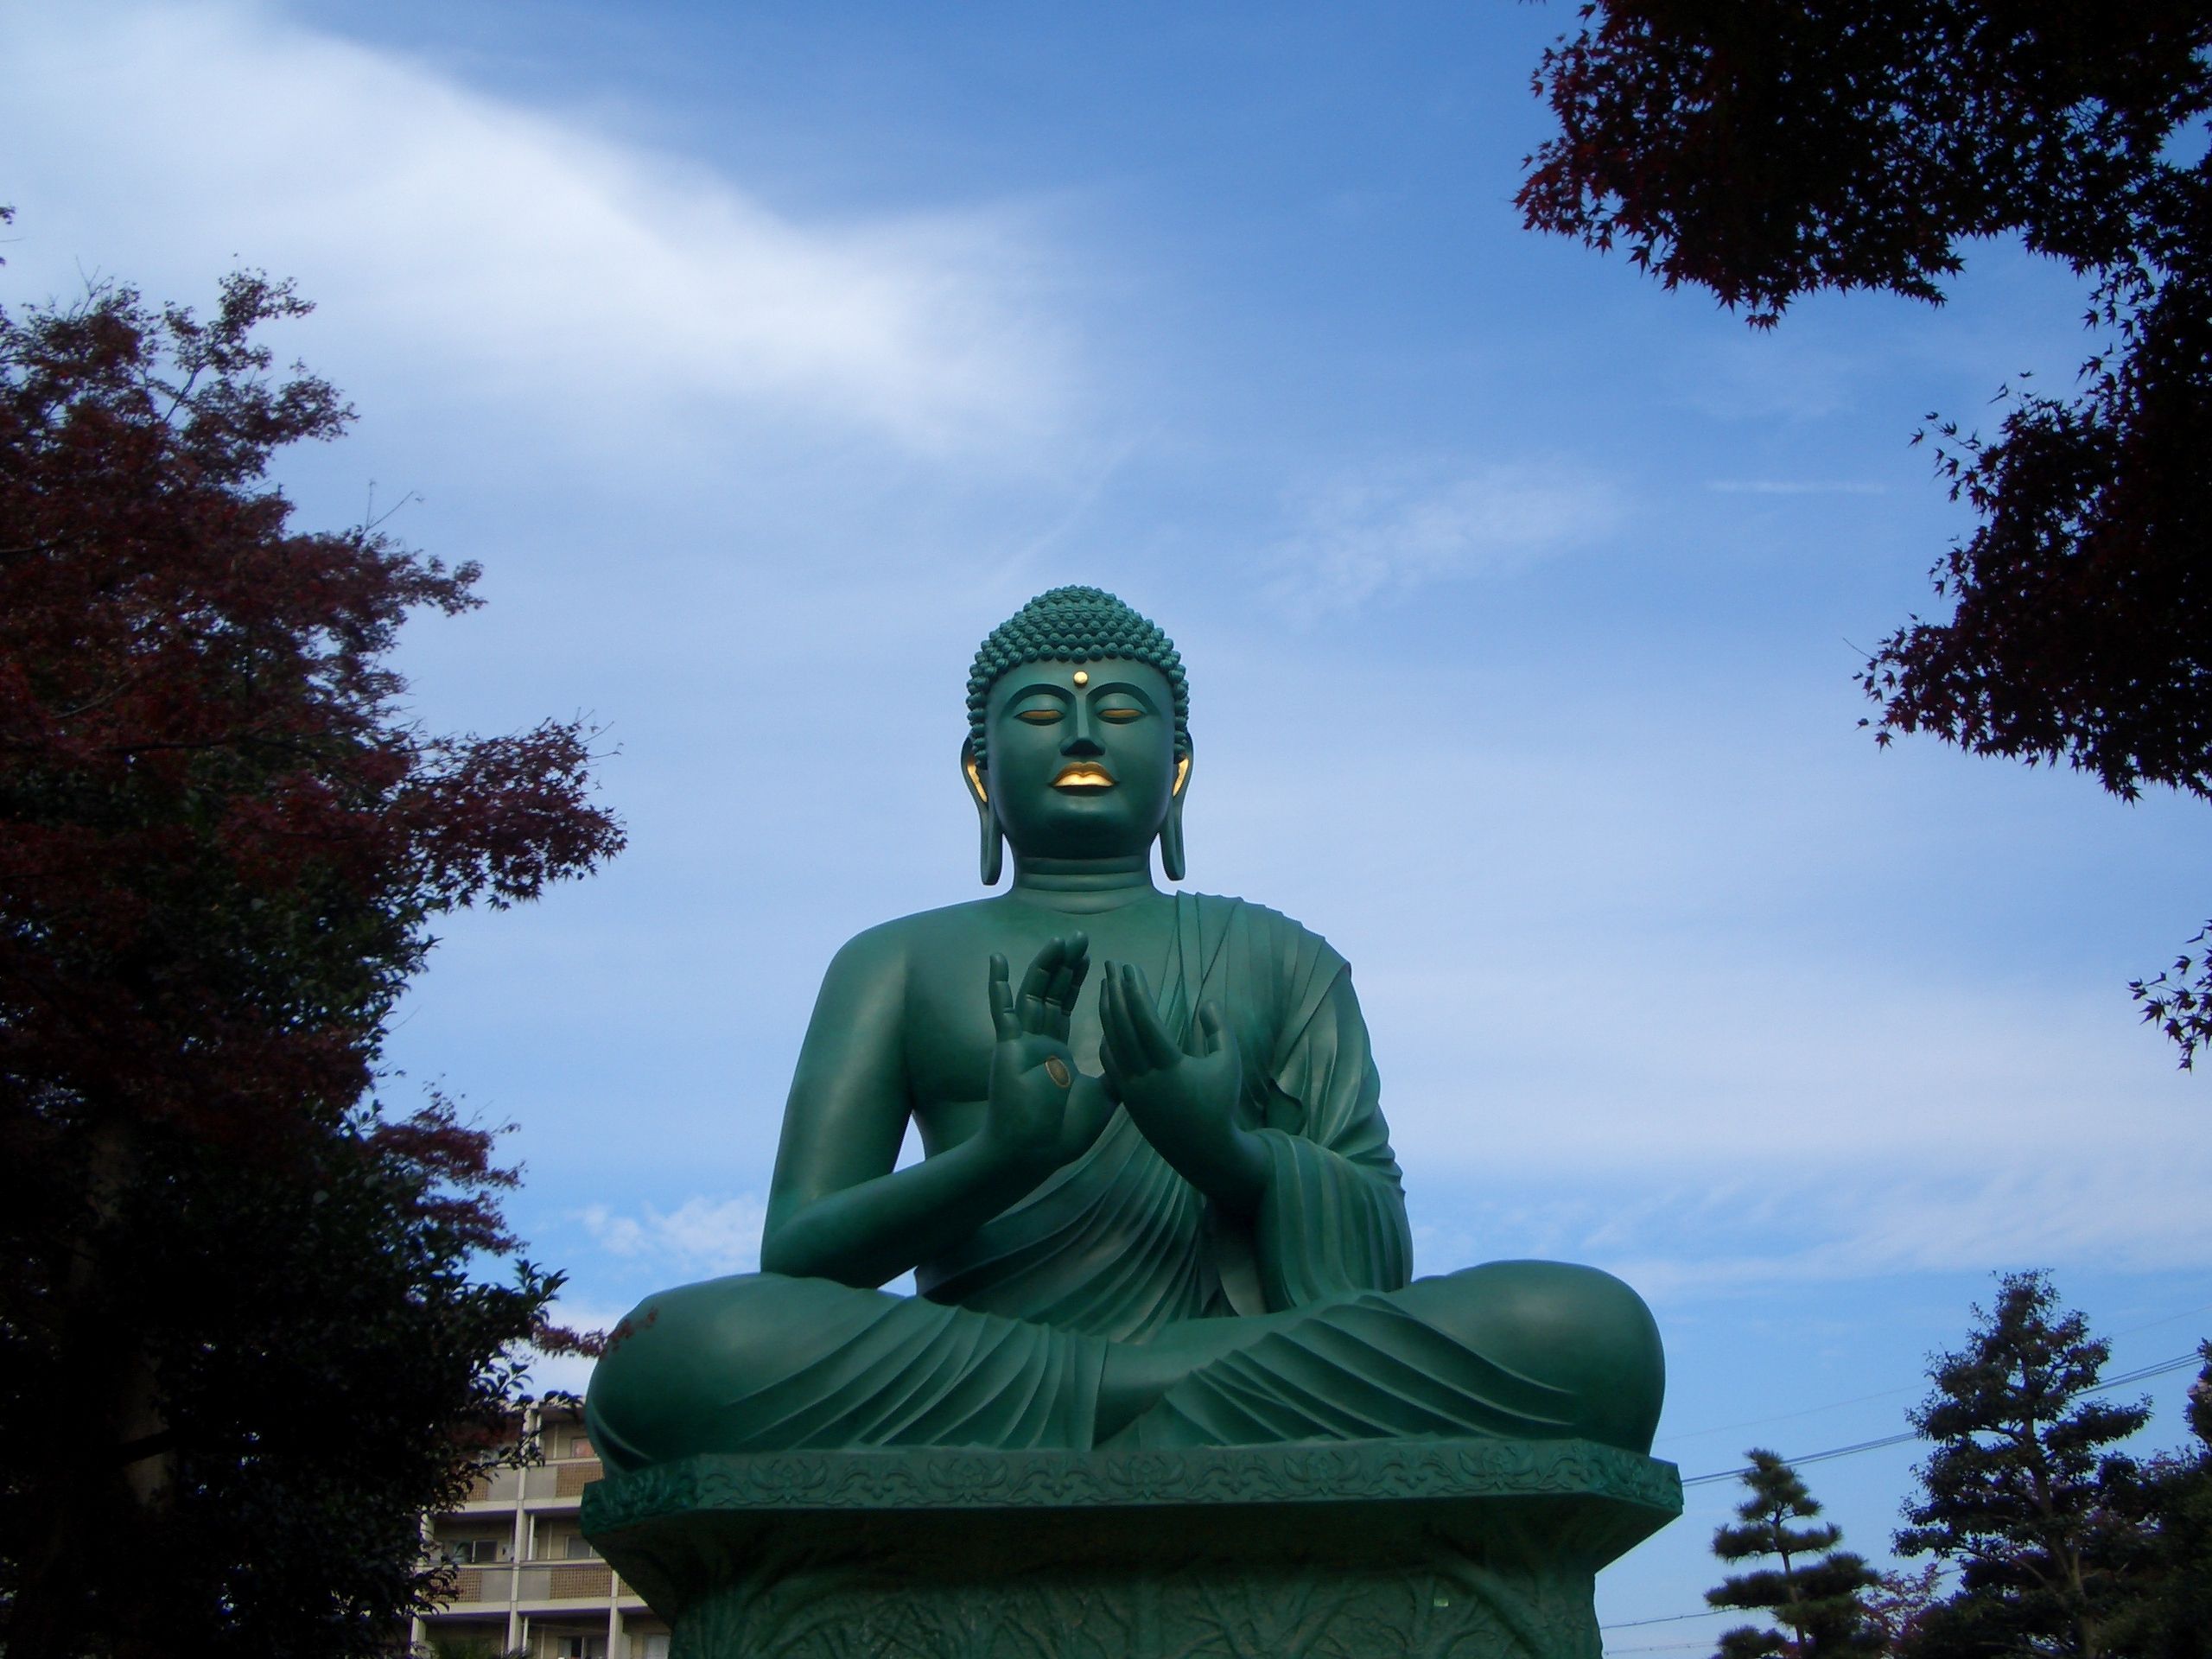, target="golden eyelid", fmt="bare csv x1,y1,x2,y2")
1015,709,1063,724
1096,708,1143,721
